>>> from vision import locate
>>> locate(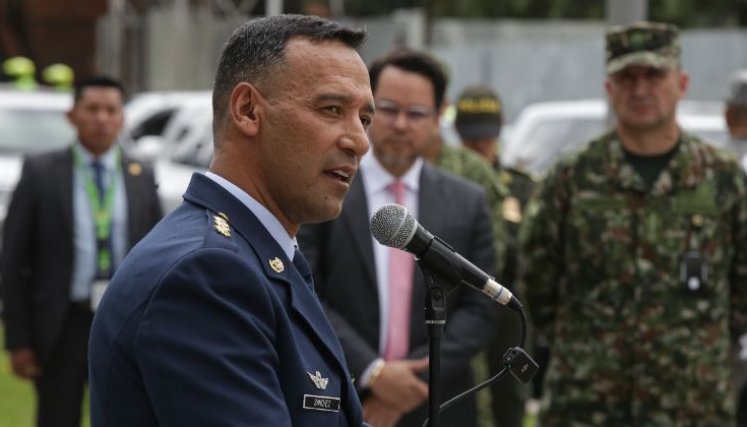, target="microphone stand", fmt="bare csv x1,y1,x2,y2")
421,268,446,427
